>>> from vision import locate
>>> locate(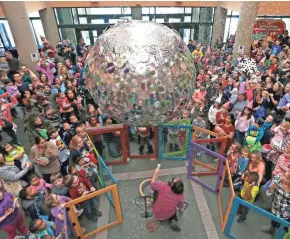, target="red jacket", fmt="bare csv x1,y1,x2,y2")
0,93,18,126
68,176,93,199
